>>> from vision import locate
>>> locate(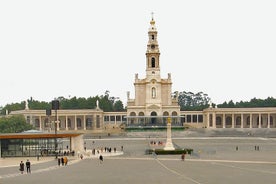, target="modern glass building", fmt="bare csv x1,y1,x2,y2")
0,131,82,157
